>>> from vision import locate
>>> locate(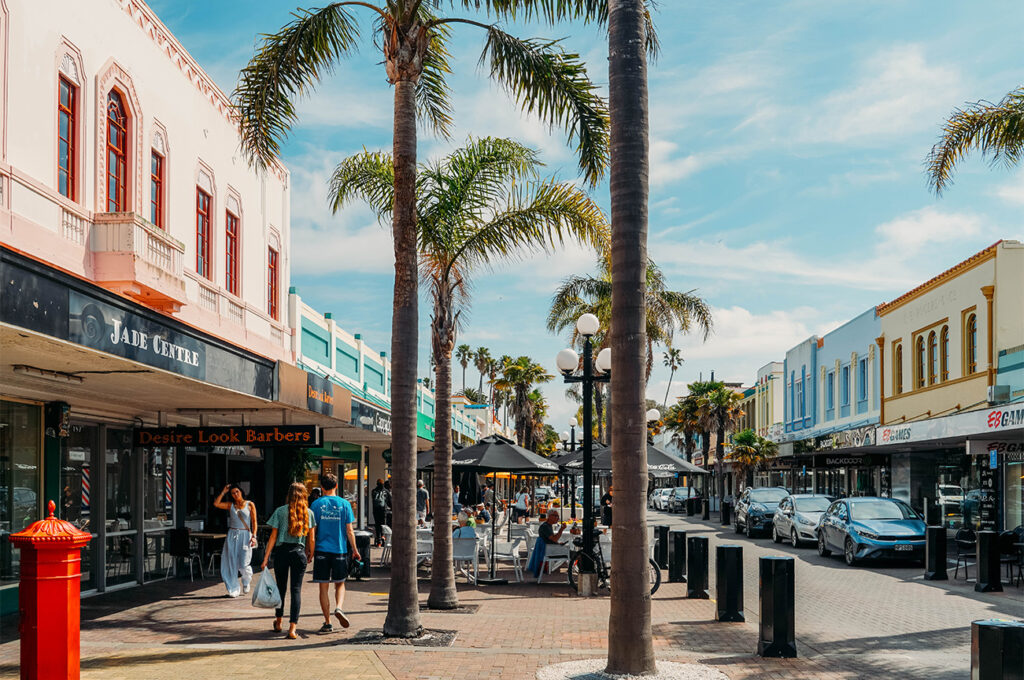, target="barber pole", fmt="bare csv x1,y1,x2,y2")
81,464,90,514
164,465,173,510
